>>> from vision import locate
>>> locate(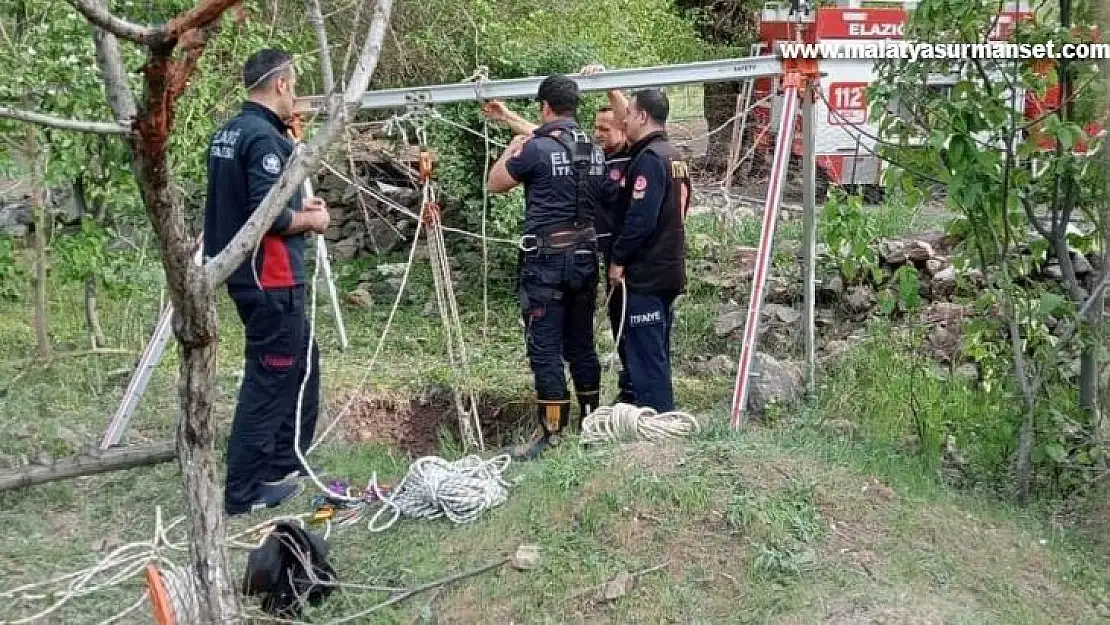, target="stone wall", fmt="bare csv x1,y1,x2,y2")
312,160,422,262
